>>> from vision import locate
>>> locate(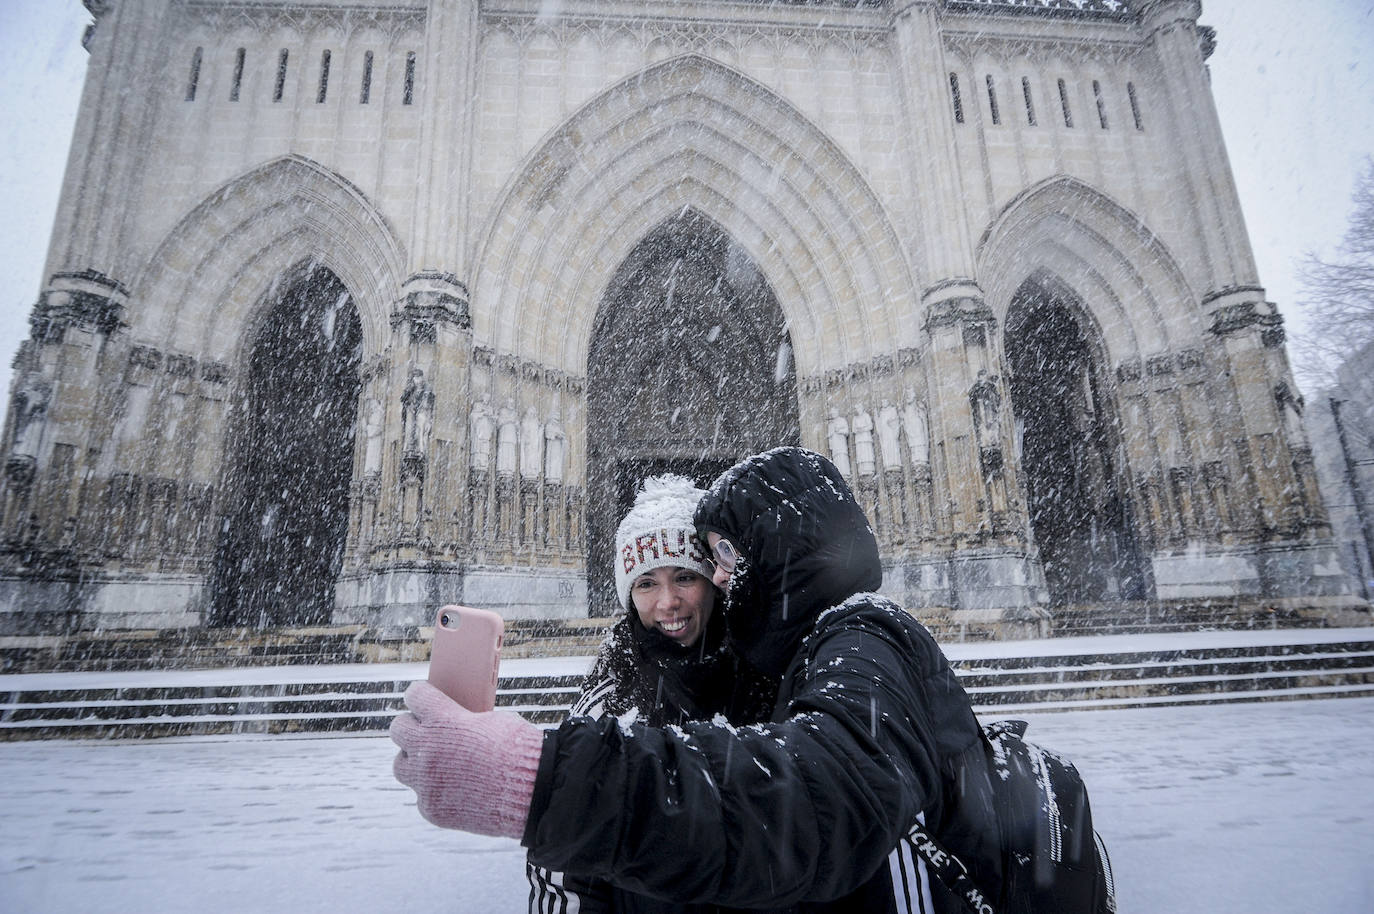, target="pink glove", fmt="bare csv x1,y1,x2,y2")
390,680,543,838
